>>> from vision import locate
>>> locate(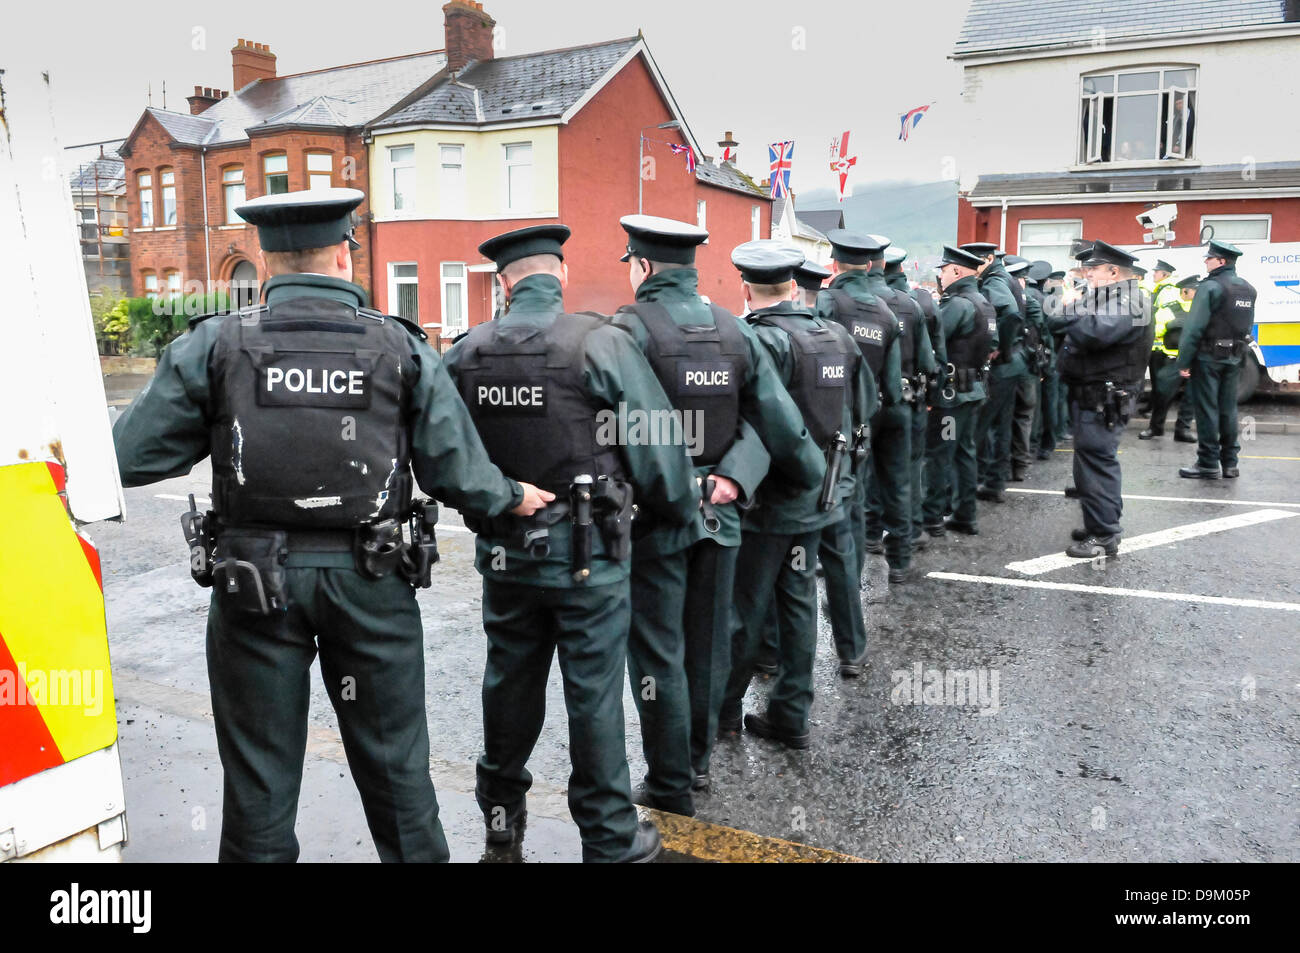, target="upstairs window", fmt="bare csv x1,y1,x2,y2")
138,172,153,227
1019,220,1083,272
160,169,177,225
697,199,707,230
440,144,465,215
1079,67,1197,164
307,152,332,190
389,145,415,212
751,205,761,241
223,166,246,224
504,142,533,213
263,153,289,195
